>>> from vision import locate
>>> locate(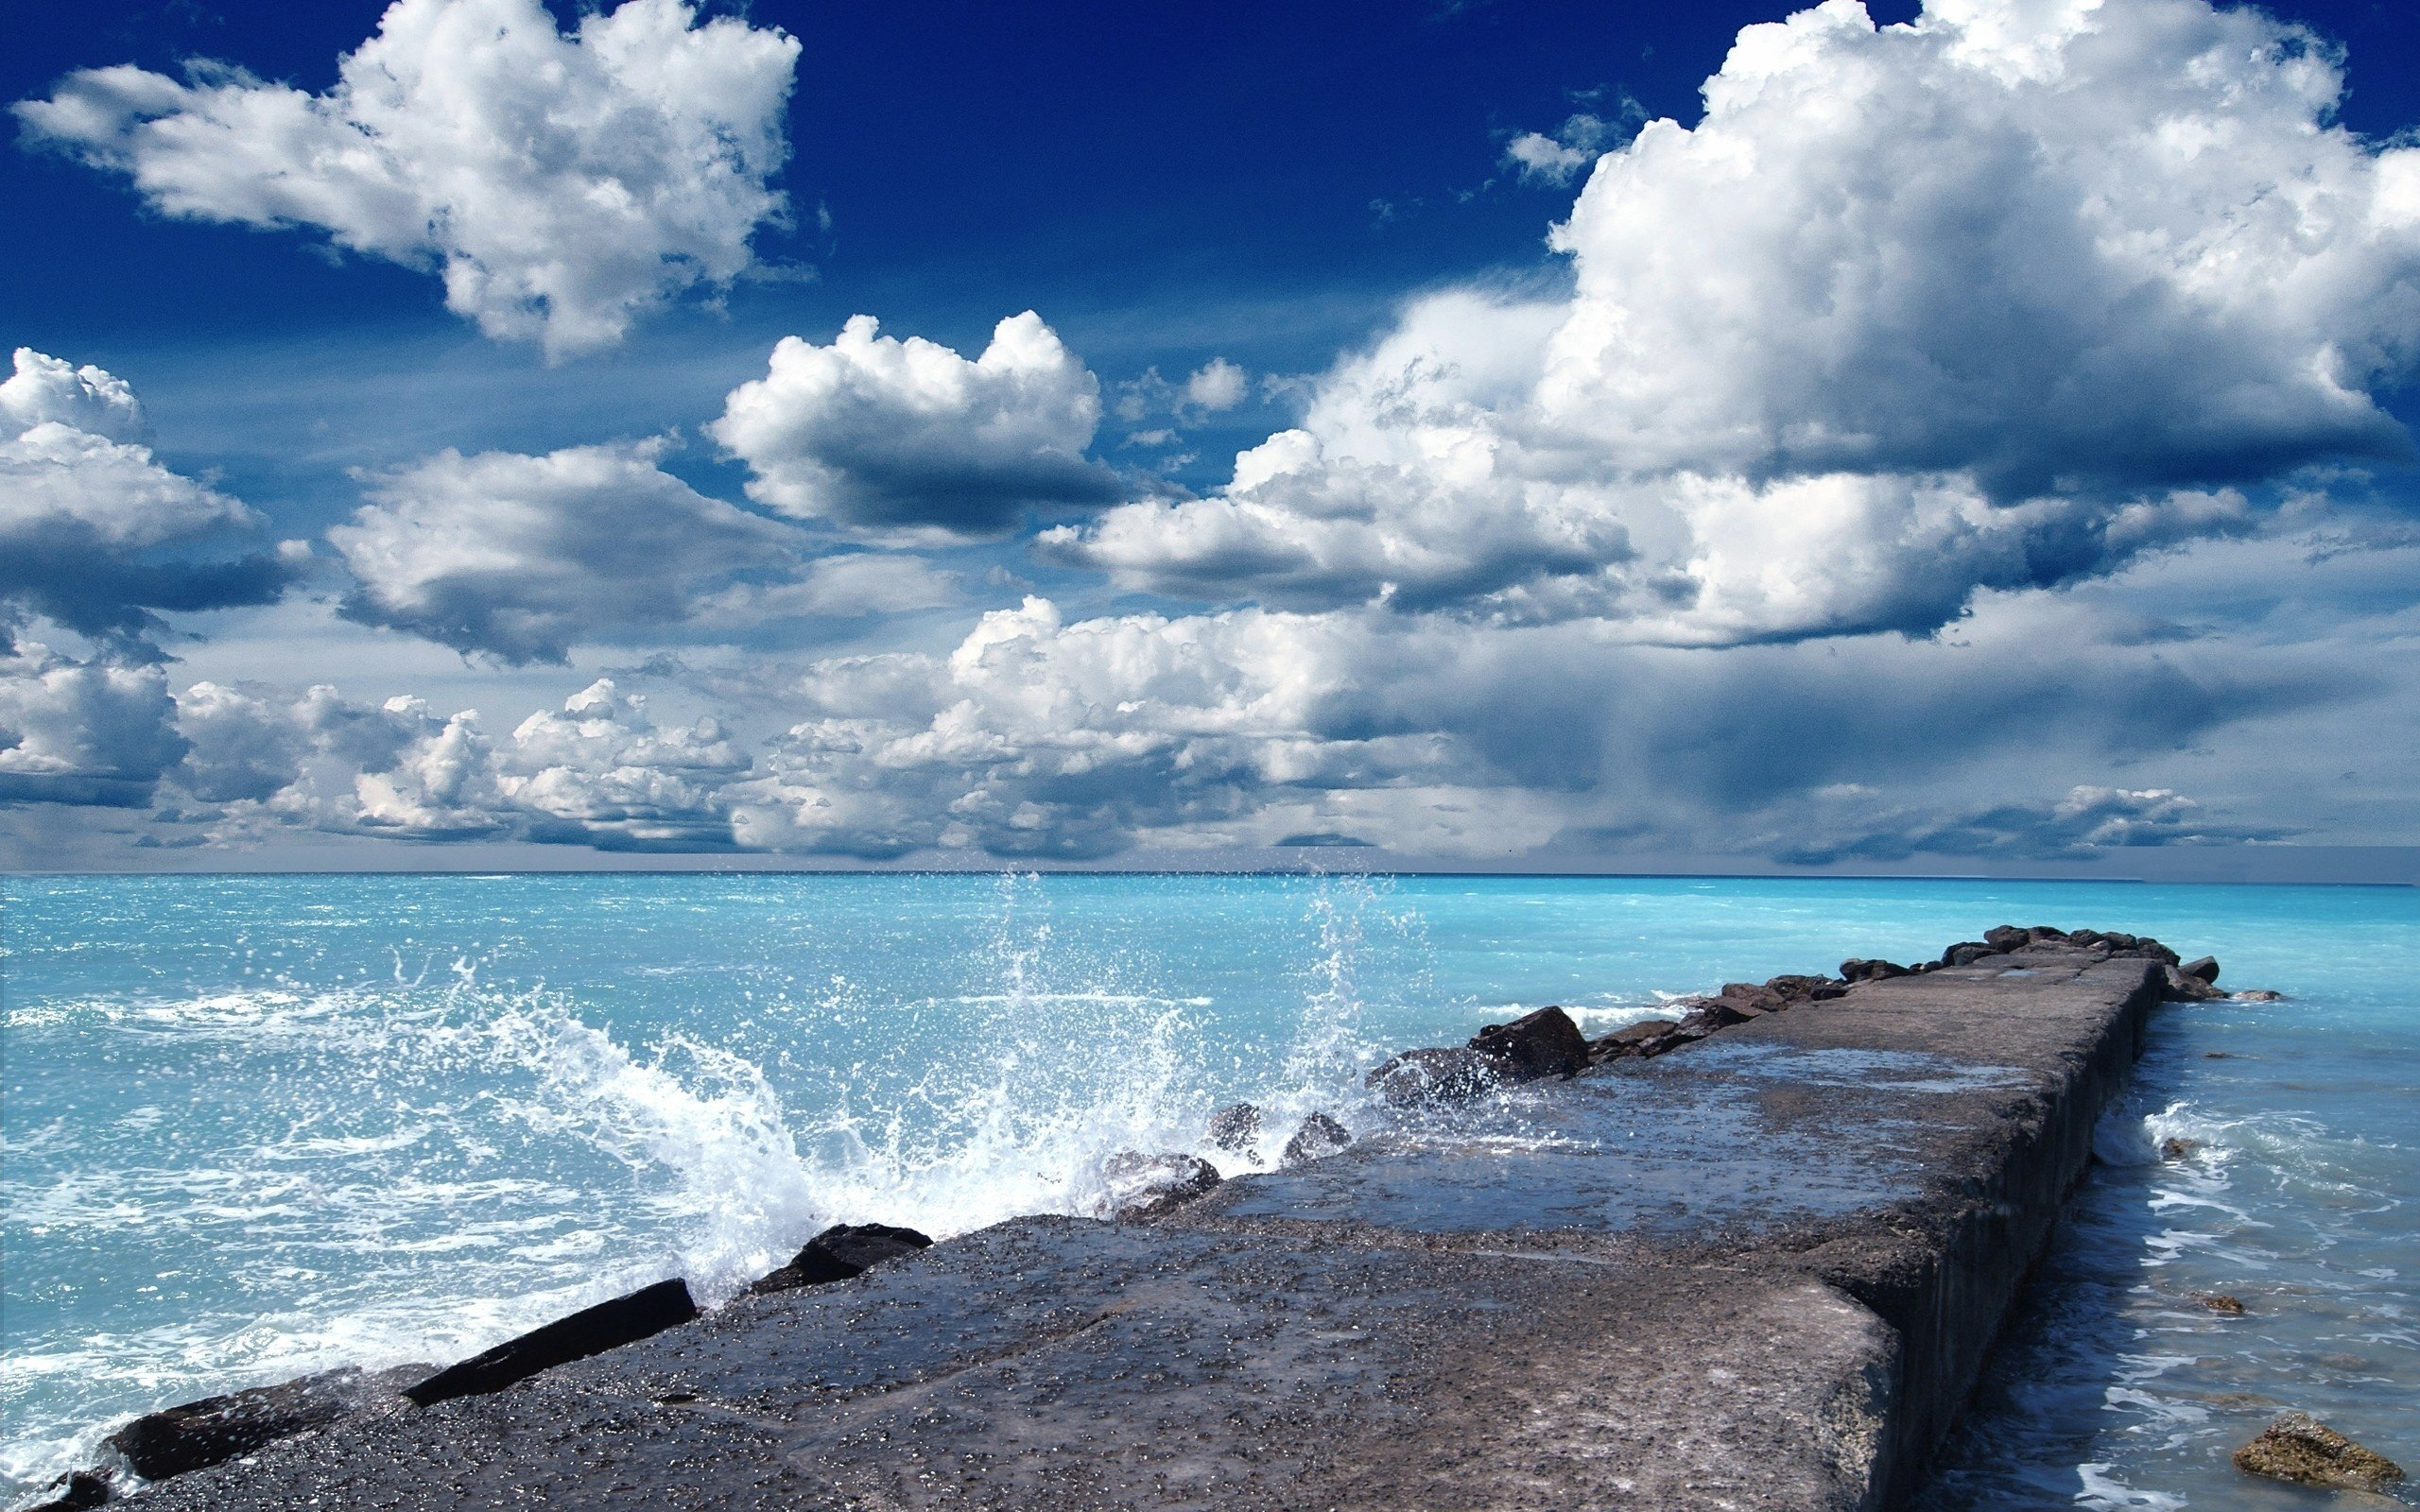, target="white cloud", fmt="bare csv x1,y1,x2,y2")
1051,0,2420,644
2,348,297,649
710,313,1120,540
0,641,186,807
1183,358,1249,413
328,440,953,662
16,0,801,358
1501,109,1635,185
168,677,749,848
